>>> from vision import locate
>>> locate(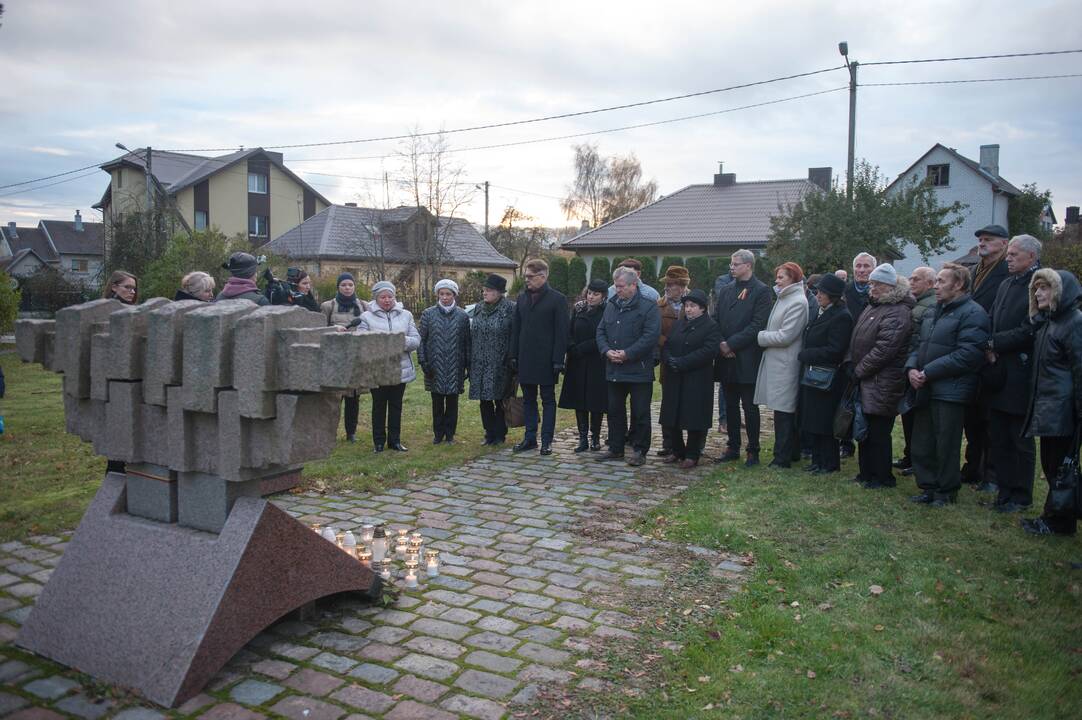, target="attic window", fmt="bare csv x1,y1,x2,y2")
927,164,950,187
248,172,268,194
